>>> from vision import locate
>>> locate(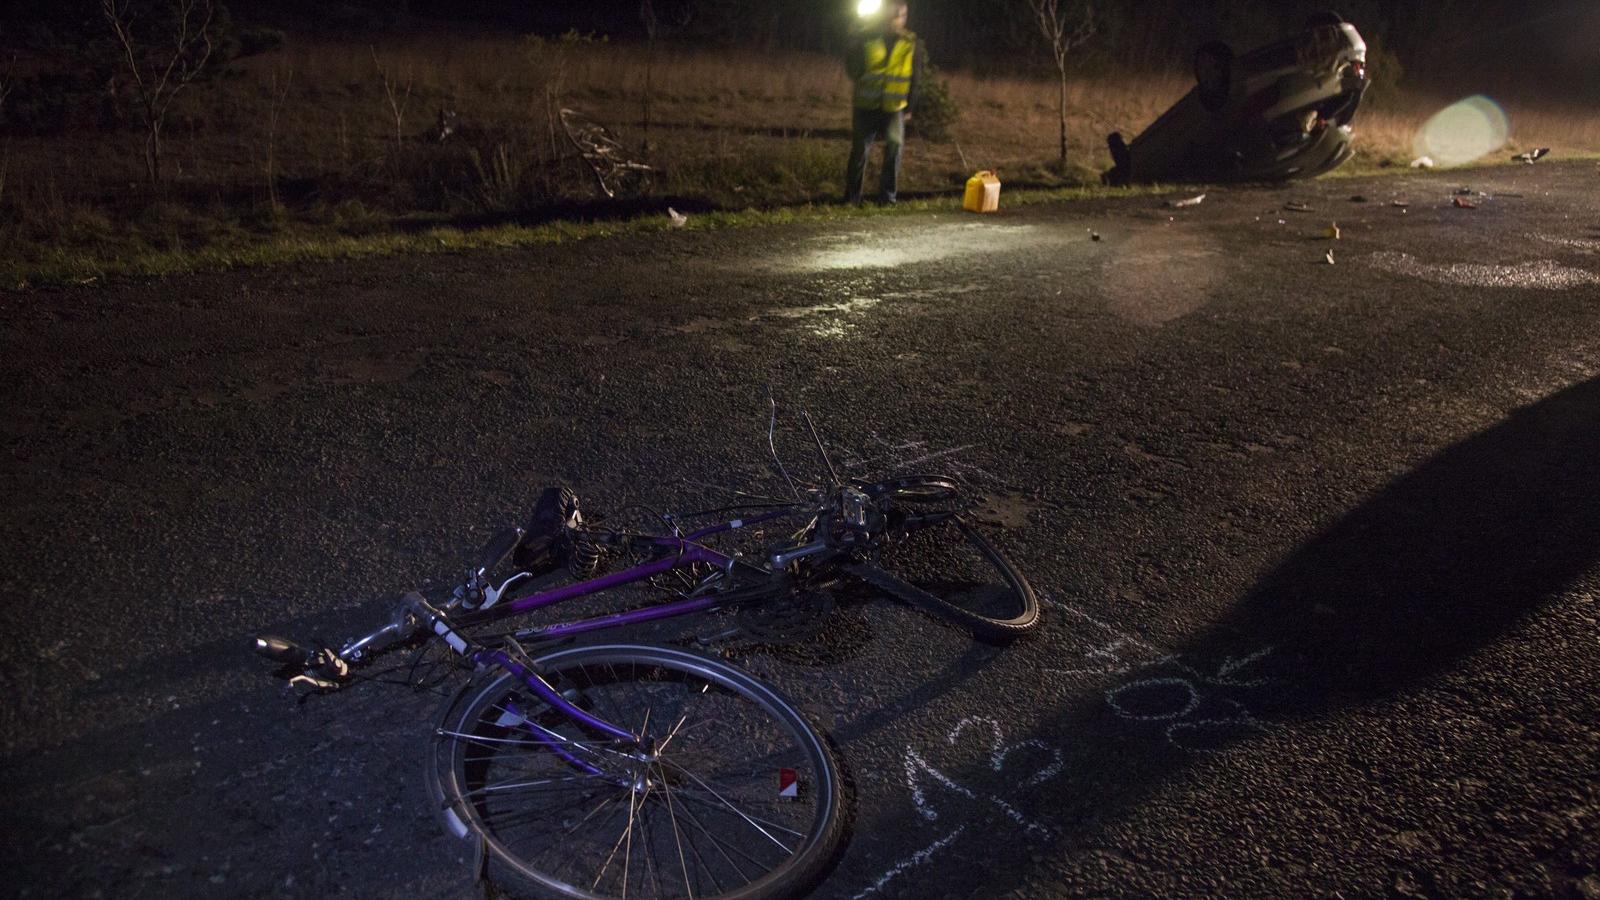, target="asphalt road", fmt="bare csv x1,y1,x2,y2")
3,161,1599,899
